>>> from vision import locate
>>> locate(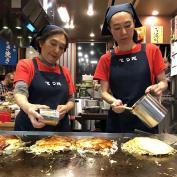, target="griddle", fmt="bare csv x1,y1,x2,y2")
0,131,177,177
